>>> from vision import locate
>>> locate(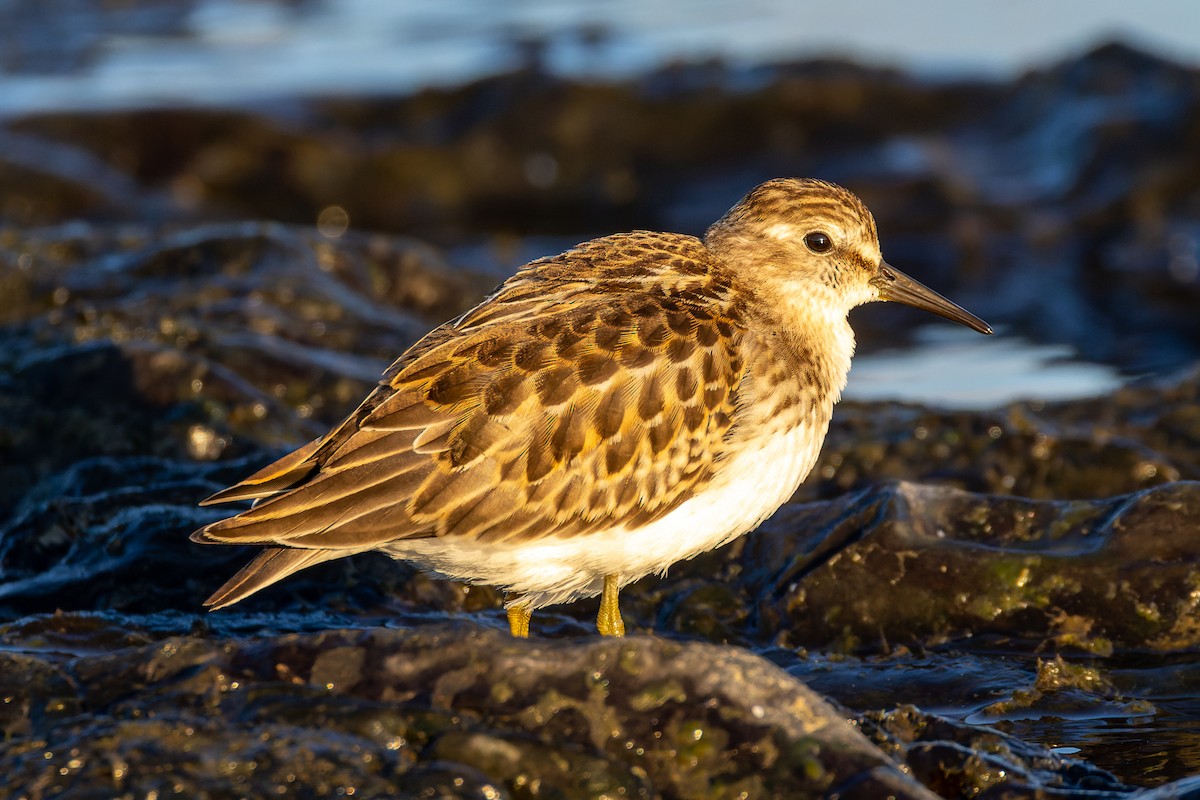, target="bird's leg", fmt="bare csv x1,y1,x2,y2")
506,601,532,638
597,574,625,637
